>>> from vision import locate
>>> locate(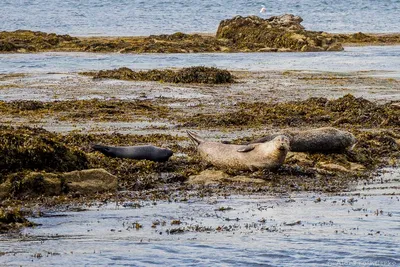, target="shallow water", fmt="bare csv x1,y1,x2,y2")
1,0,400,35
1,46,400,77
0,169,399,266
